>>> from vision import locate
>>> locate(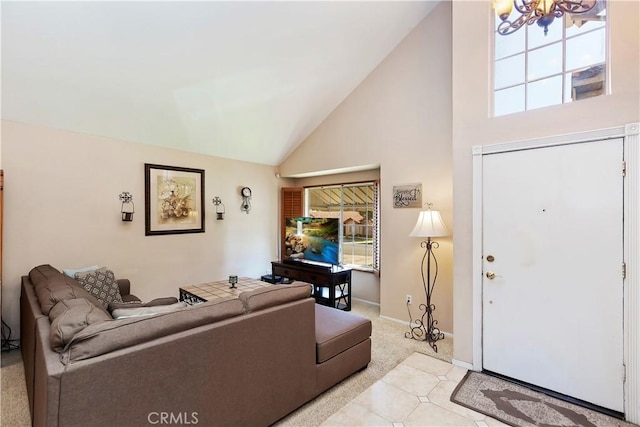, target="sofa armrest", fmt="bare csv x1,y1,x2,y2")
116,279,141,303
121,294,142,303
116,278,131,296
